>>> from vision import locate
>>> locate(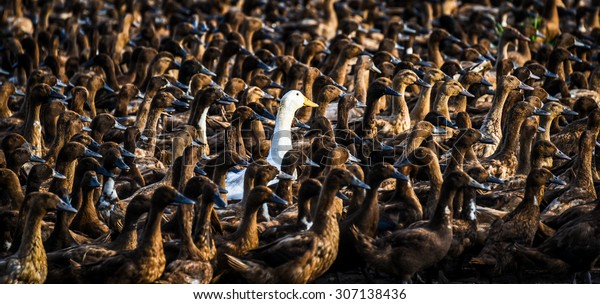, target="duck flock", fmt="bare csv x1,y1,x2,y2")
1,0,600,284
